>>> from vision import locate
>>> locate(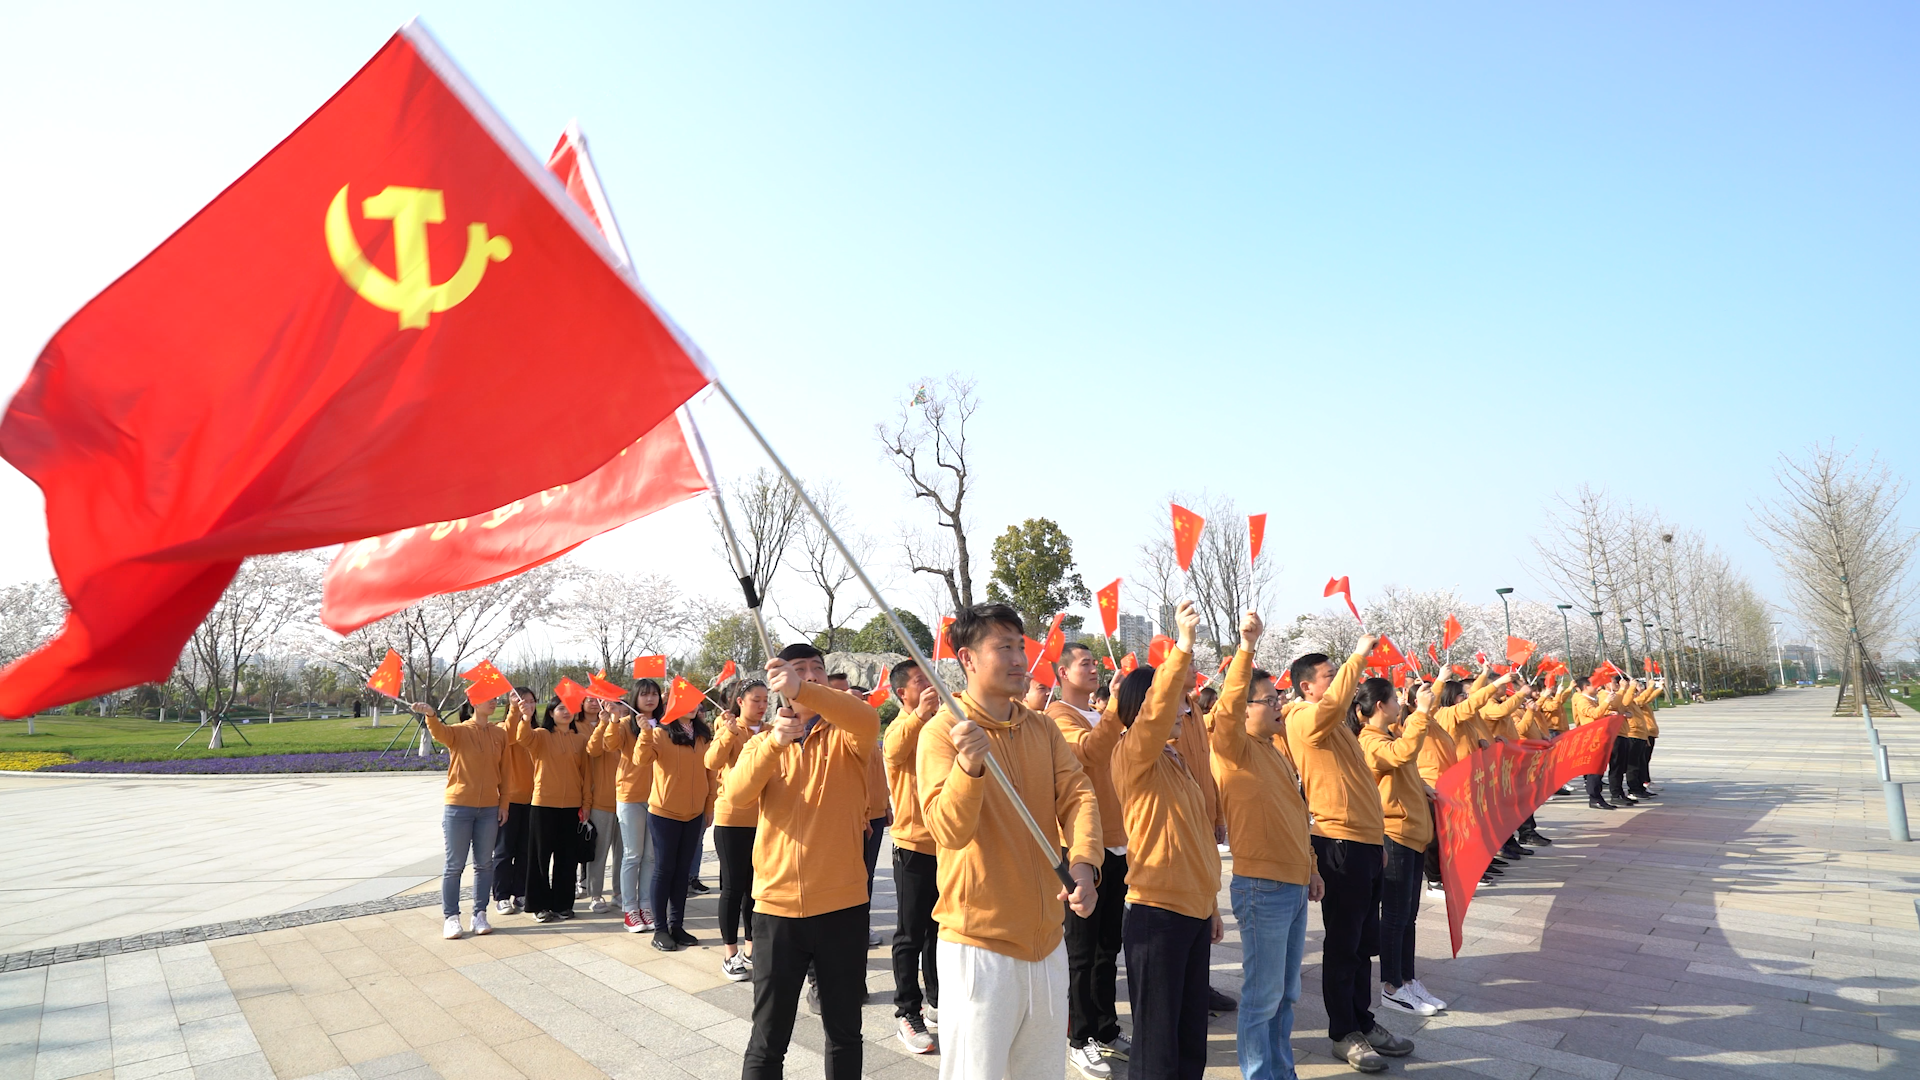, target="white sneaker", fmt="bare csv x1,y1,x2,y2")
510,896,525,914
589,898,613,913
721,952,751,982
472,911,493,936
924,1004,938,1032
1408,979,1448,1011
897,1014,935,1054
495,898,513,914
1423,882,1447,901
1068,1042,1112,1079
1381,985,1436,1016
639,909,656,932
442,915,463,940
575,882,588,898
